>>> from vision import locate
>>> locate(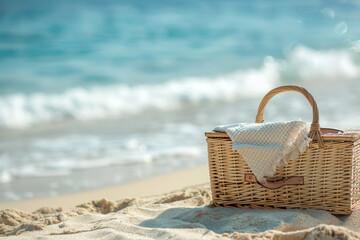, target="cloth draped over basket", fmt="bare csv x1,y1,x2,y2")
214,121,311,181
